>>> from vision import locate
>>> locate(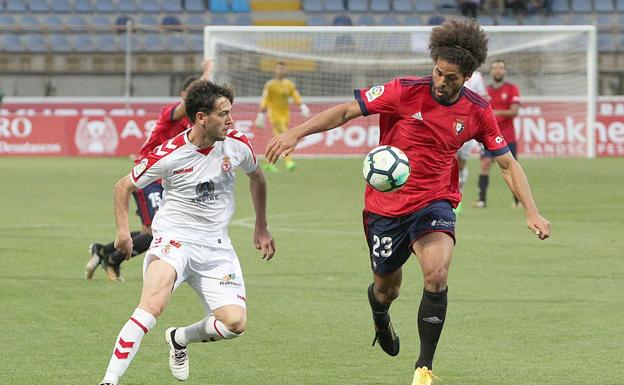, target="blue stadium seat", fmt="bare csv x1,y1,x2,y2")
596,13,616,25
233,14,253,25
186,14,209,27
23,33,48,52
333,14,353,25
164,34,188,52
184,0,206,11
92,15,113,29
139,1,162,12
95,0,116,12
115,15,133,31
189,33,203,52
29,0,51,12
21,14,41,28
348,0,369,11
414,0,435,12
598,33,617,51
392,0,412,12
356,14,375,25
50,0,72,12
6,0,28,12
163,15,183,31
303,0,323,11
477,15,495,25
94,33,118,52
379,14,399,25
371,0,391,12
50,33,72,52
2,34,22,52
74,0,95,12
522,15,543,25
594,0,615,11
544,14,567,24
67,14,89,31
570,13,592,24
405,15,423,25
73,34,94,52
498,15,518,25
551,0,569,12
118,0,138,12
138,15,159,26
571,0,592,11
210,14,231,25
0,15,17,27
325,0,346,11
308,14,329,25
427,14,445,25
43,14,64,28
232,0,250,12
163,0,183,12
618,0,624,11
210,0,230,12
142,34,164,52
